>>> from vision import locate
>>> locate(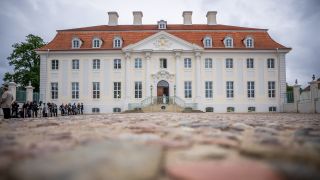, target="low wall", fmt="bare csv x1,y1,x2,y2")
298,100,313,113
316,100,320,113
283,103,296,113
